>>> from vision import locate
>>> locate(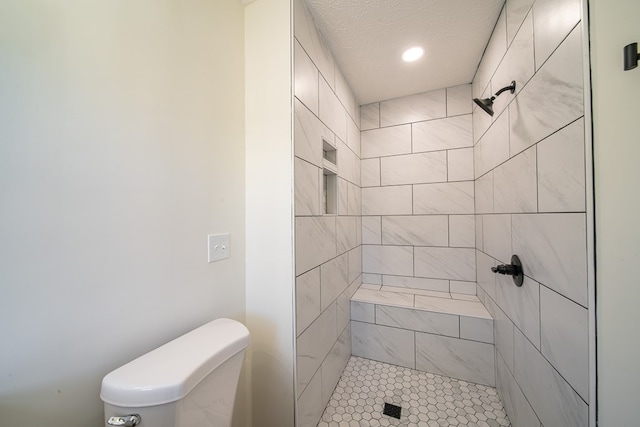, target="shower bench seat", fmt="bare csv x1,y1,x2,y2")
350,284,496,387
